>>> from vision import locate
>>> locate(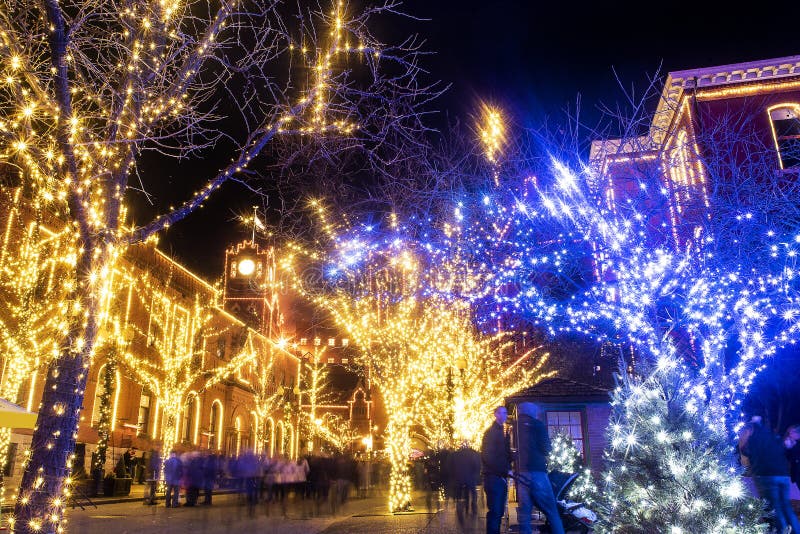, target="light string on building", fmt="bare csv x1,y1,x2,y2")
0,0,423,527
